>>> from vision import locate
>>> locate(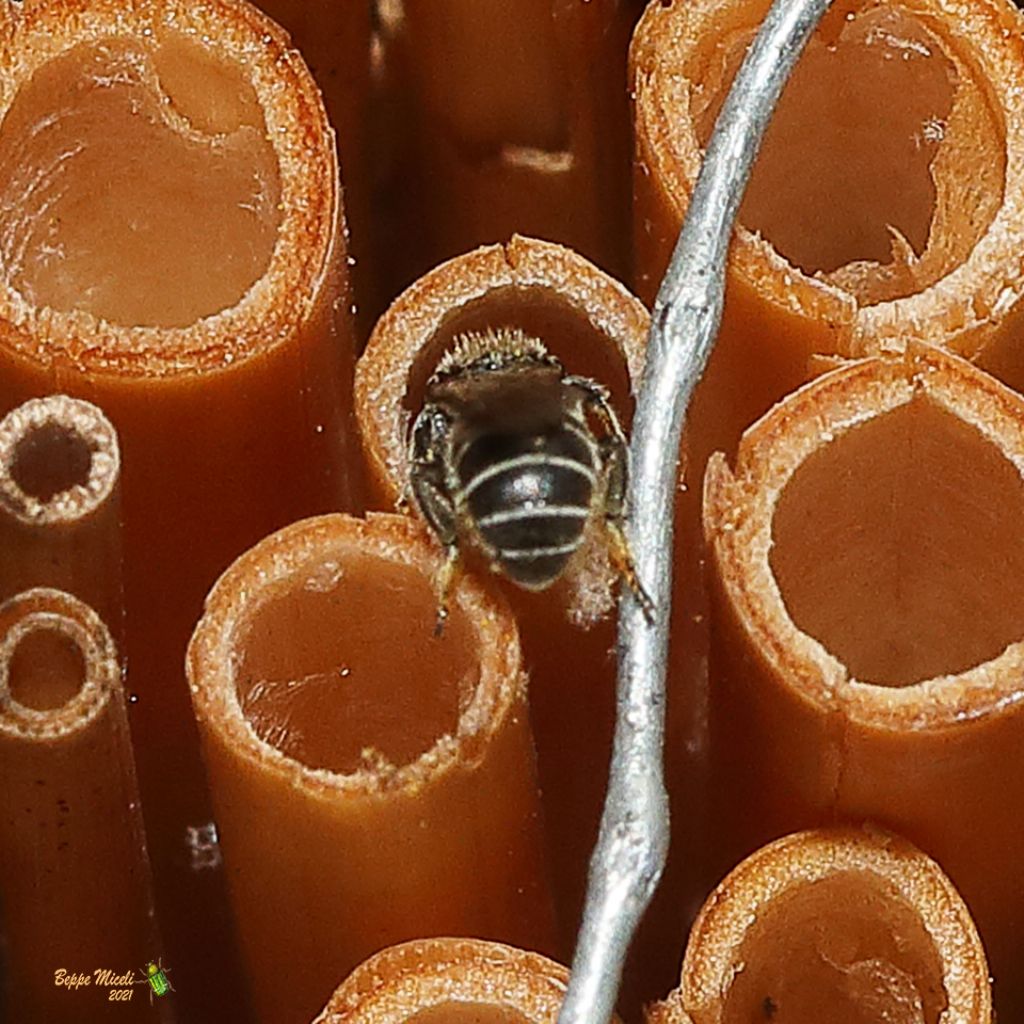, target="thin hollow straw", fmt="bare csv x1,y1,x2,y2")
557,1,836,1022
